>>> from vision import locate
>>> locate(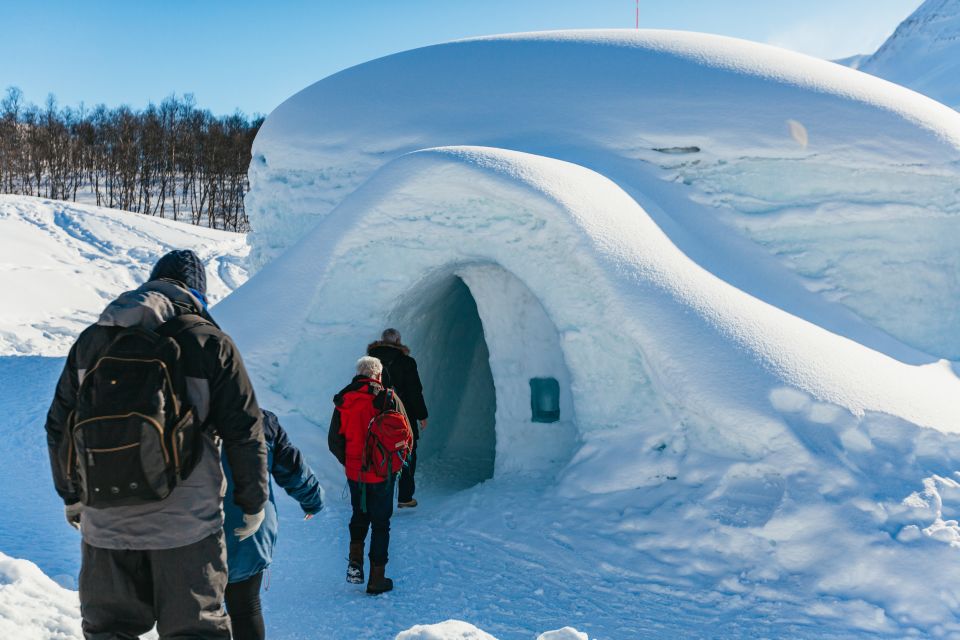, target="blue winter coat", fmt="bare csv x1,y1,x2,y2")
223,410,324,583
